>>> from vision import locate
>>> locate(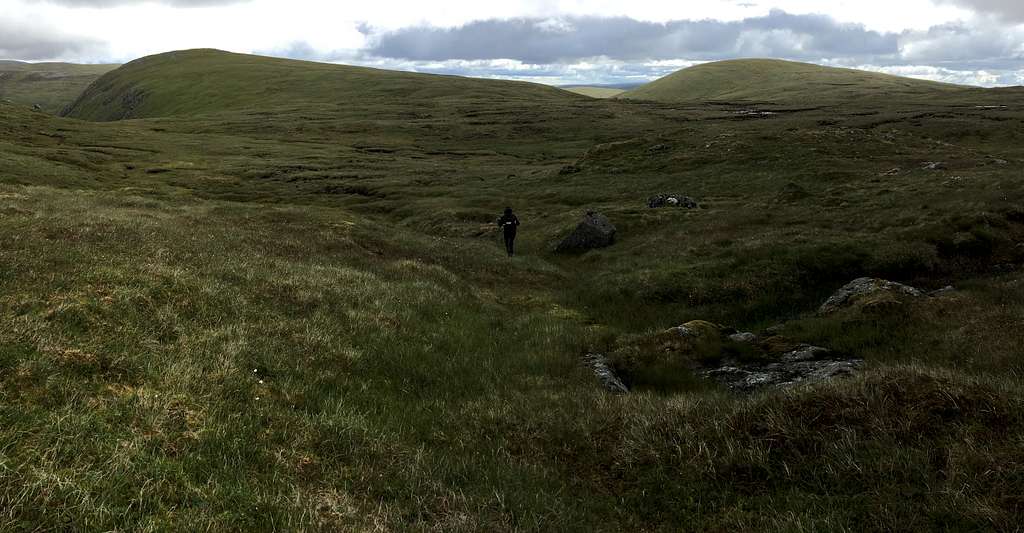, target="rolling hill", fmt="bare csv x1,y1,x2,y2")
0,60,118,113
620,58,982,105
62,49,579,121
